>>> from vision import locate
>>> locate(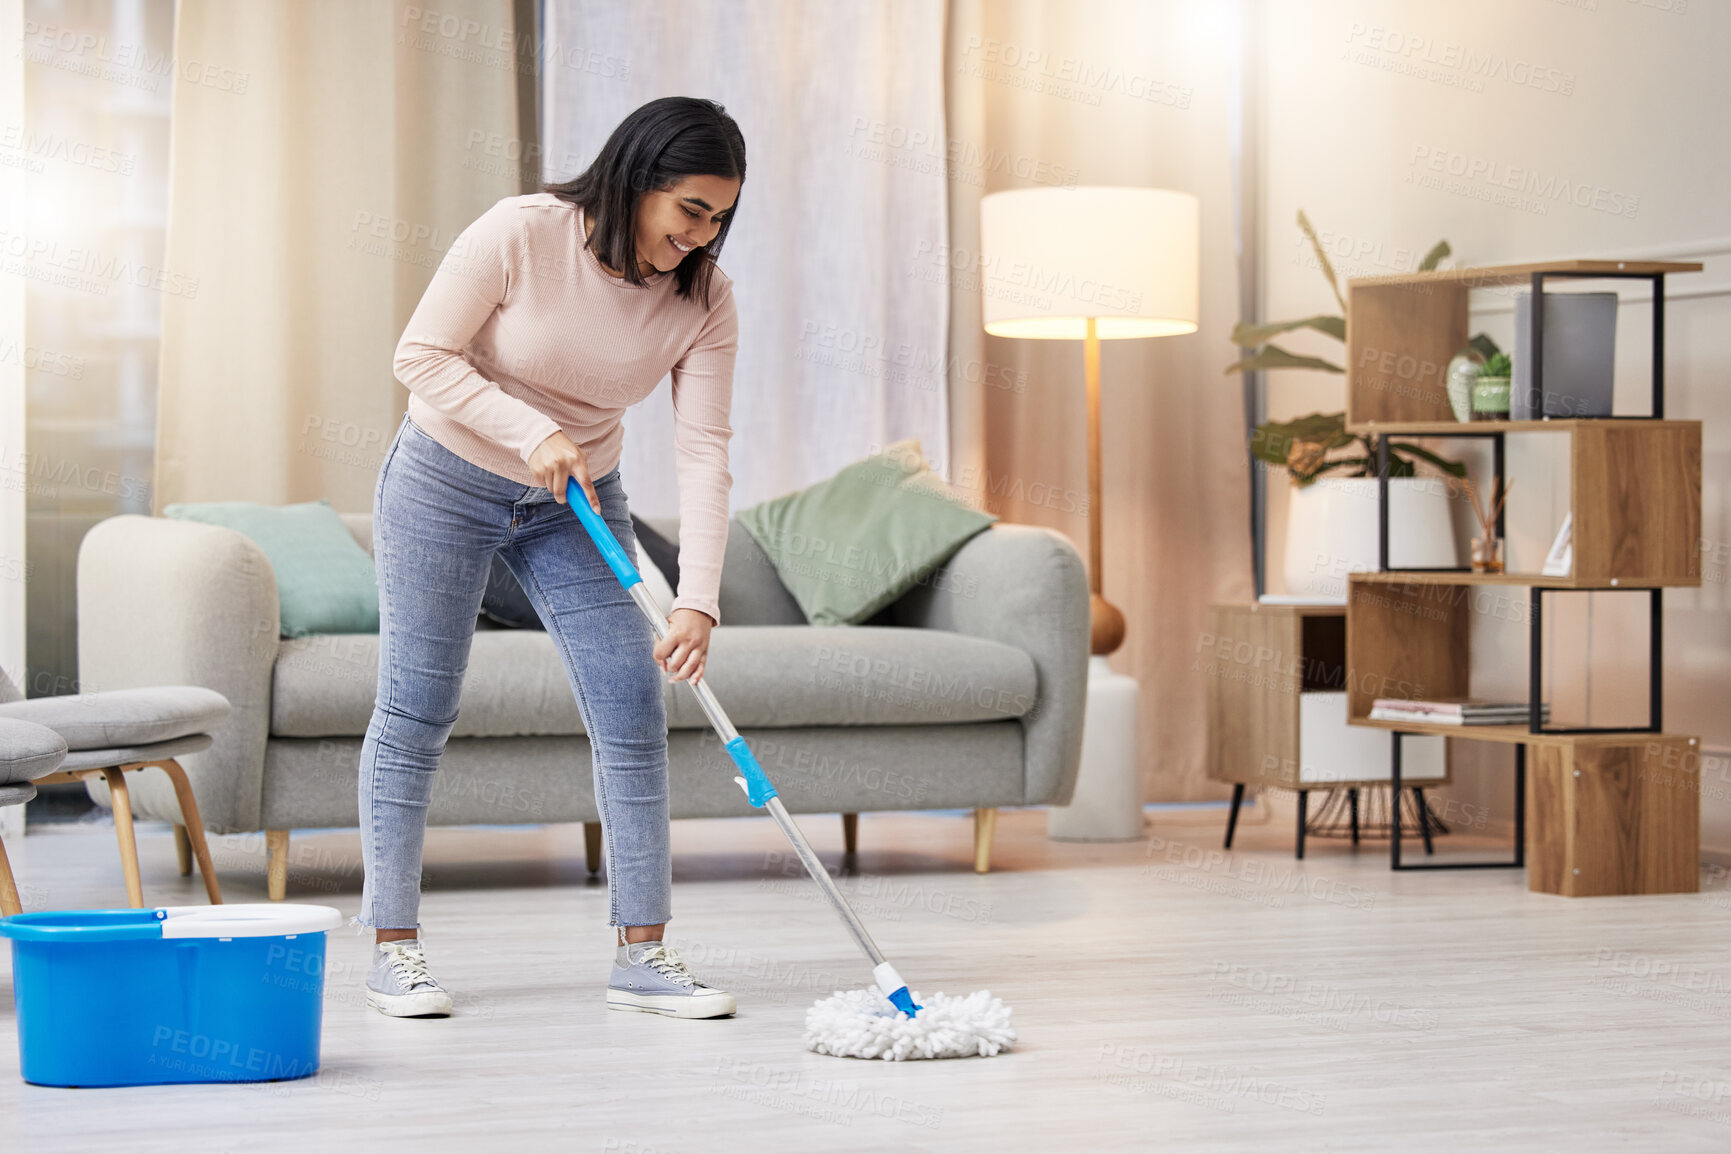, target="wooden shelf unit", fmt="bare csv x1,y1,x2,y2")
1339,256,1705,896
